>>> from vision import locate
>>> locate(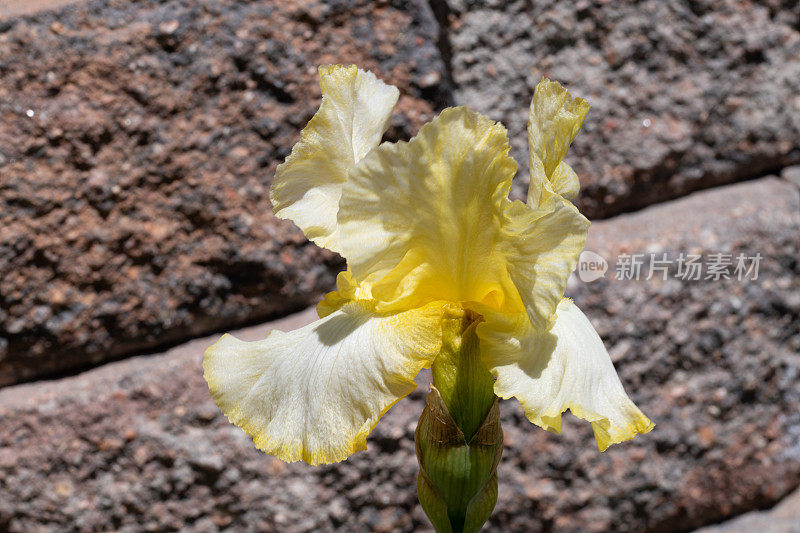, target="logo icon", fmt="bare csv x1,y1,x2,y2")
577,250,608,283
